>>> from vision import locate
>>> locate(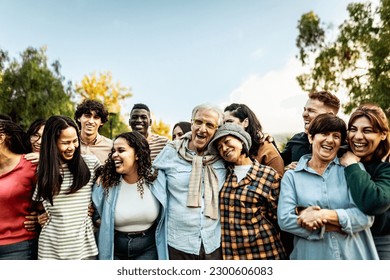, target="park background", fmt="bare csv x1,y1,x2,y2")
1,0,388,149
